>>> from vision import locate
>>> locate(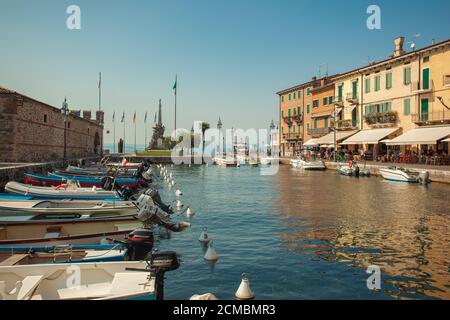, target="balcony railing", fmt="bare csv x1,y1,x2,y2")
411,110,450,124
346,93,359,104
364,111,398,126
282,132,303,141
332,119,359,129
307,127,331,137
